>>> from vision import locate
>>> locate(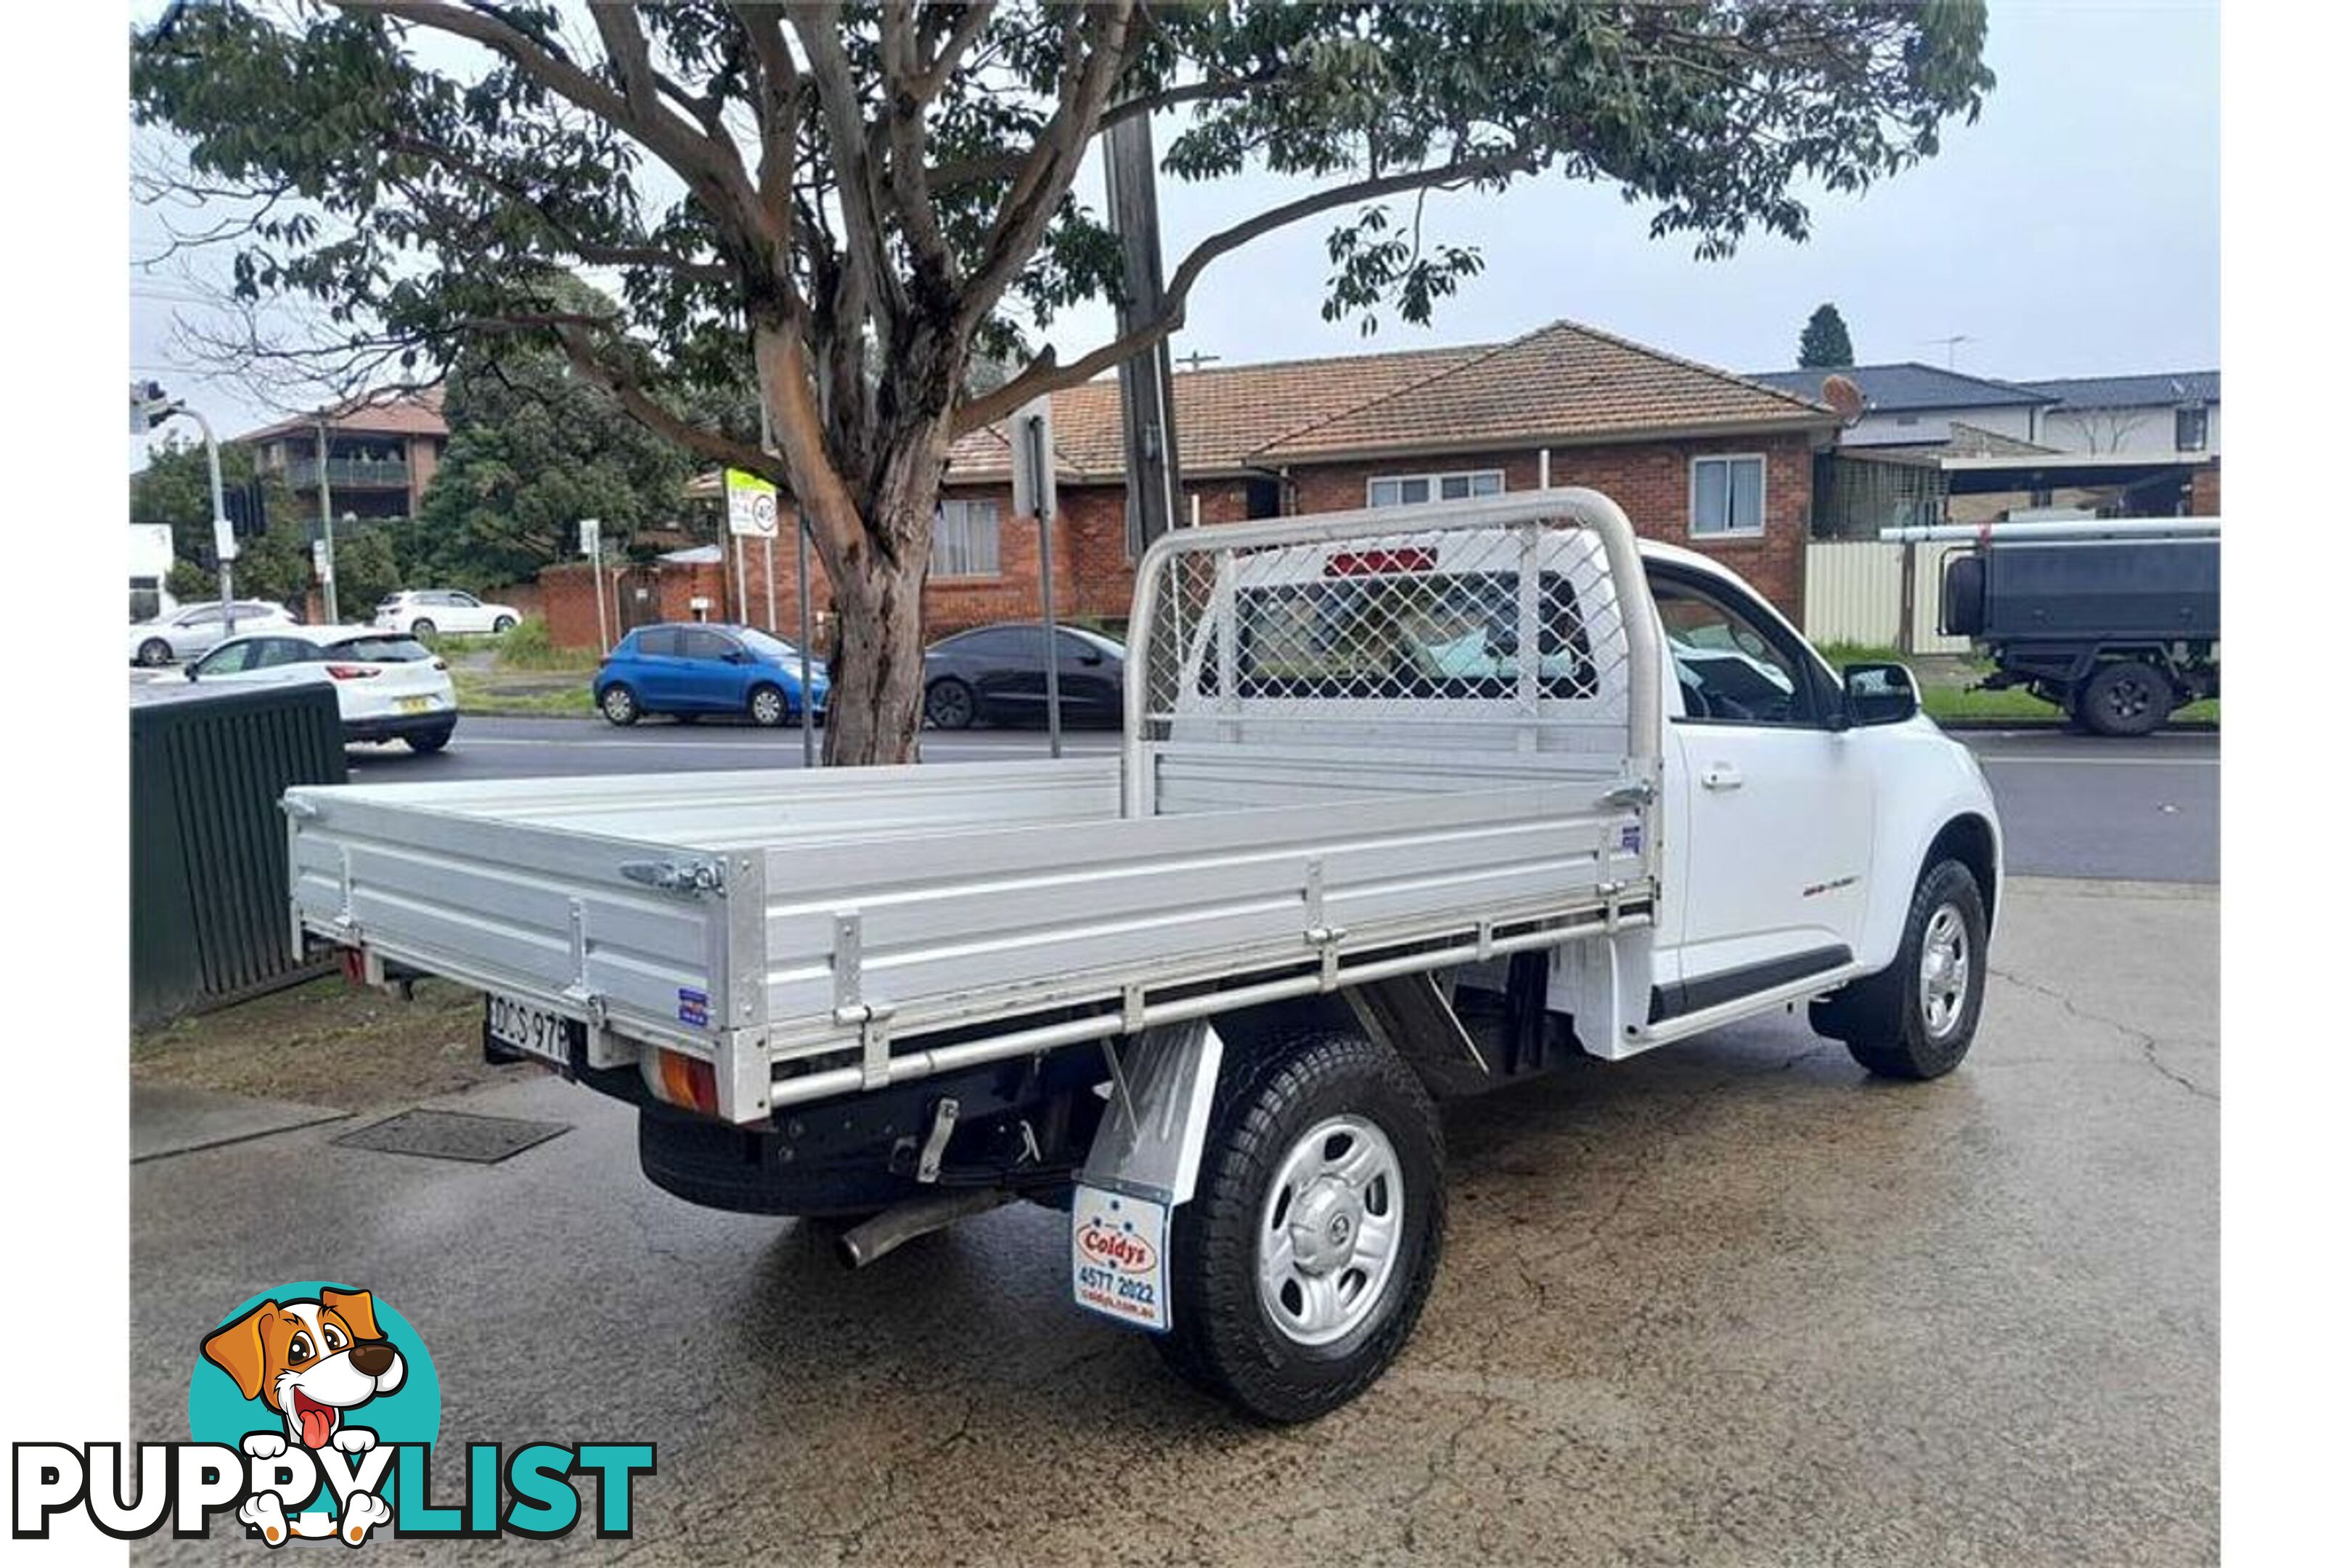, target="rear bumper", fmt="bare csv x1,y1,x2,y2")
343,710,457,743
